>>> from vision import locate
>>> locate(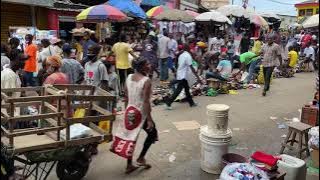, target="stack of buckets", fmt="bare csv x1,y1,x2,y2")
200,104,232,174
